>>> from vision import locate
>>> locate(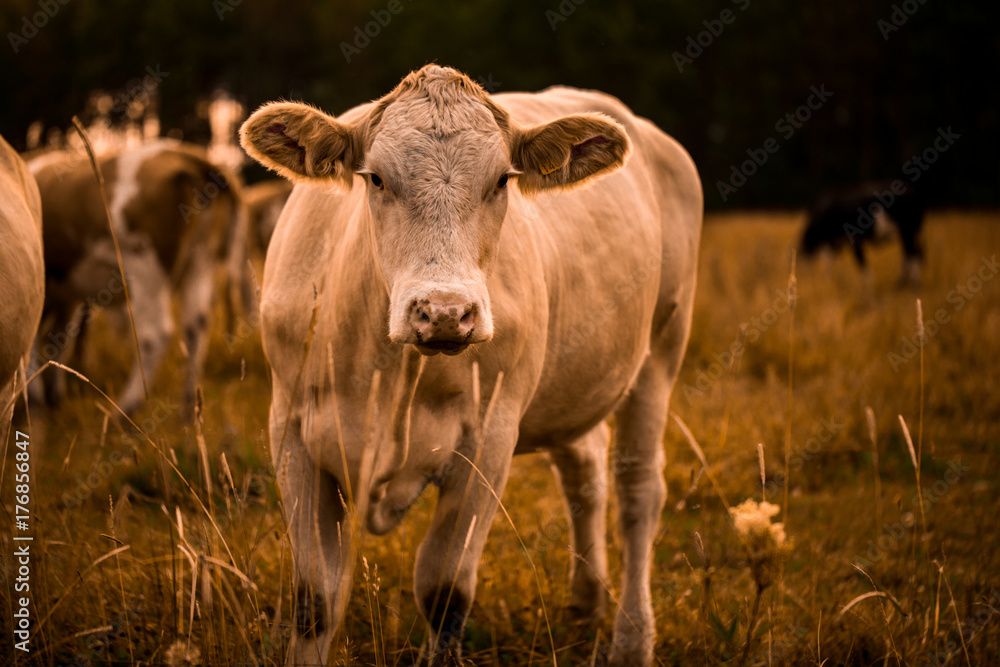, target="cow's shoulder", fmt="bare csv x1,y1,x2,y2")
260,182,361,357
492,86,634,129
